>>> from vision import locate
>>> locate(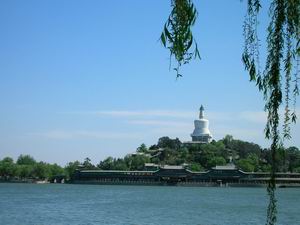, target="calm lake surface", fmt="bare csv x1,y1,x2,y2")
0,183,299,225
